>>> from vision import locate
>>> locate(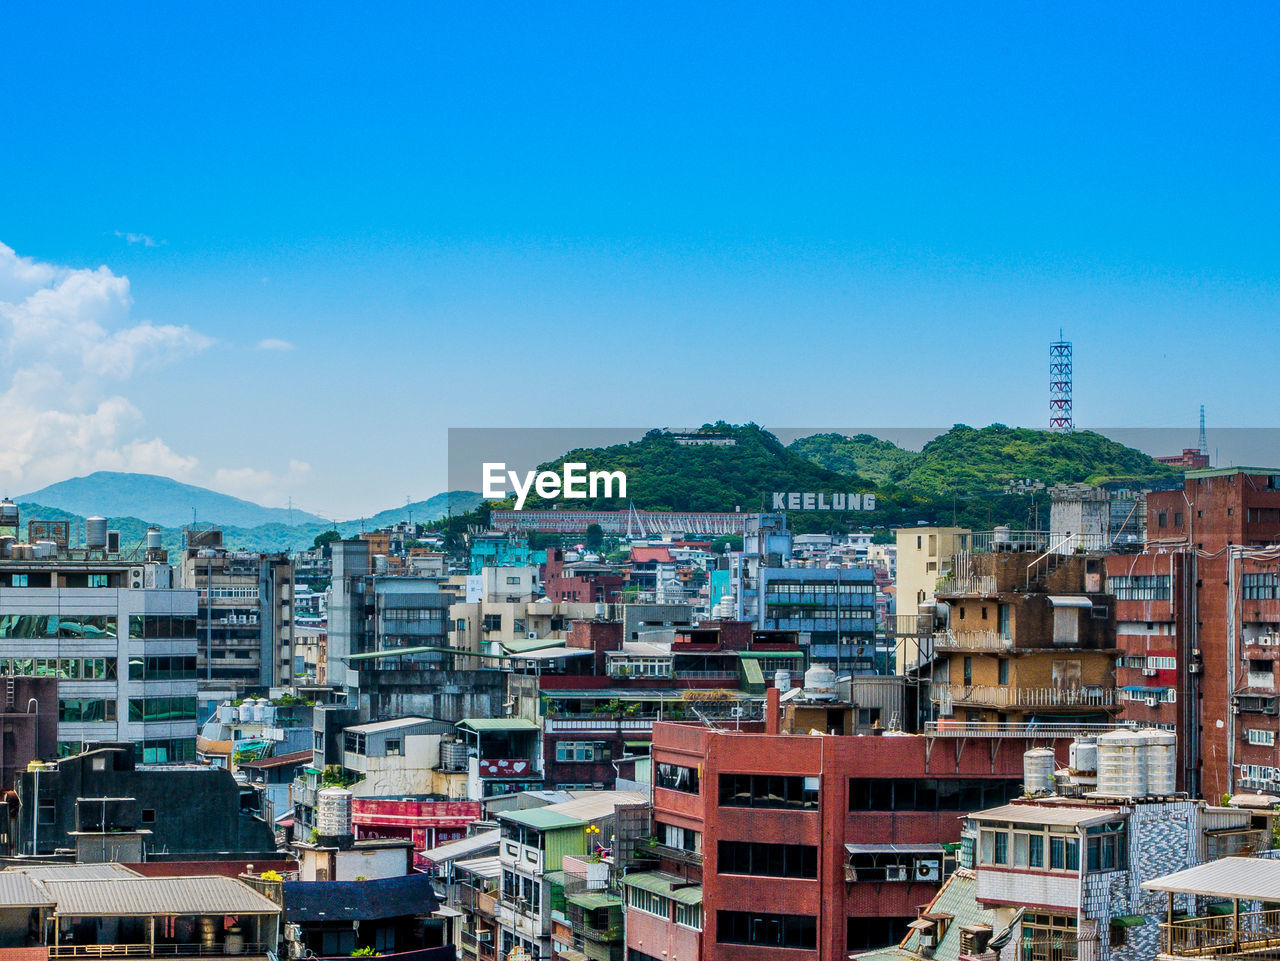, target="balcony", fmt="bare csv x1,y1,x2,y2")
937,684,1117,710
543,716,656,733
648,842,703,867
933,629,1012,652
924,720,1131,738
49,945,269,958
1160,908,1280,959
